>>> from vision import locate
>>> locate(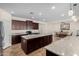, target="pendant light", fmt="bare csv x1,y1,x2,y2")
71,4,78,22
68,3,74,16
